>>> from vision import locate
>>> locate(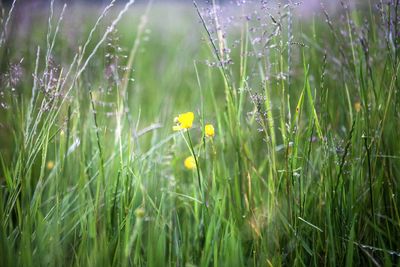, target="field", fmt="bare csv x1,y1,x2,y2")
0,0,400,266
